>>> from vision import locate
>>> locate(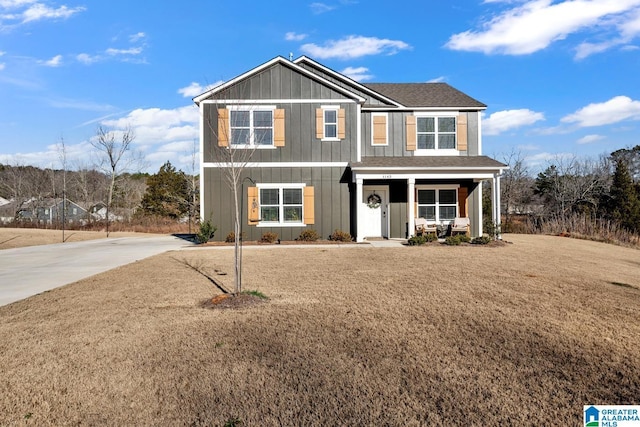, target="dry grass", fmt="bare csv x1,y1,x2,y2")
0,228,162,250
0,234,639,426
